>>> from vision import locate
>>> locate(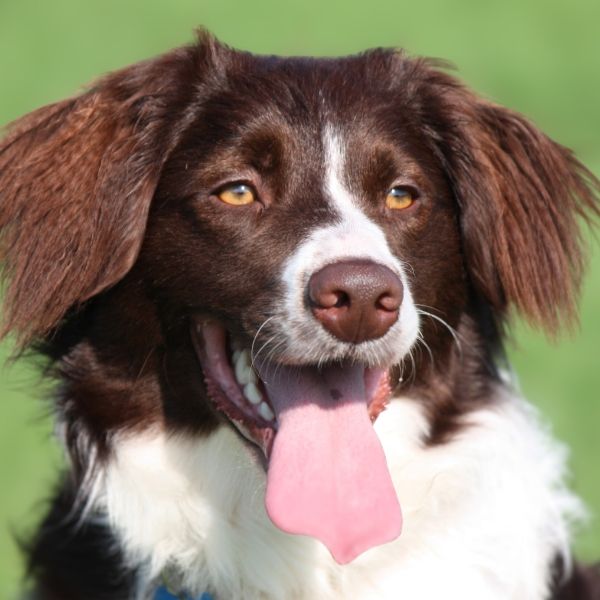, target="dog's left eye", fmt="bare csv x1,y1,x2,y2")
385,186,417,210
216,183,257,206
